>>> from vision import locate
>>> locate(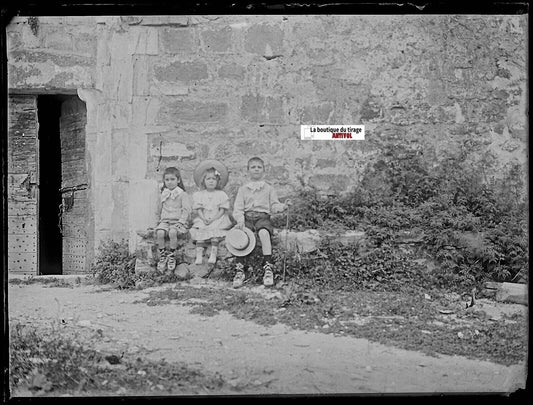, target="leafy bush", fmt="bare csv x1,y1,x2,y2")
91,240,137,289
272,144,528,289
271,238,438,293
91,240,189,289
